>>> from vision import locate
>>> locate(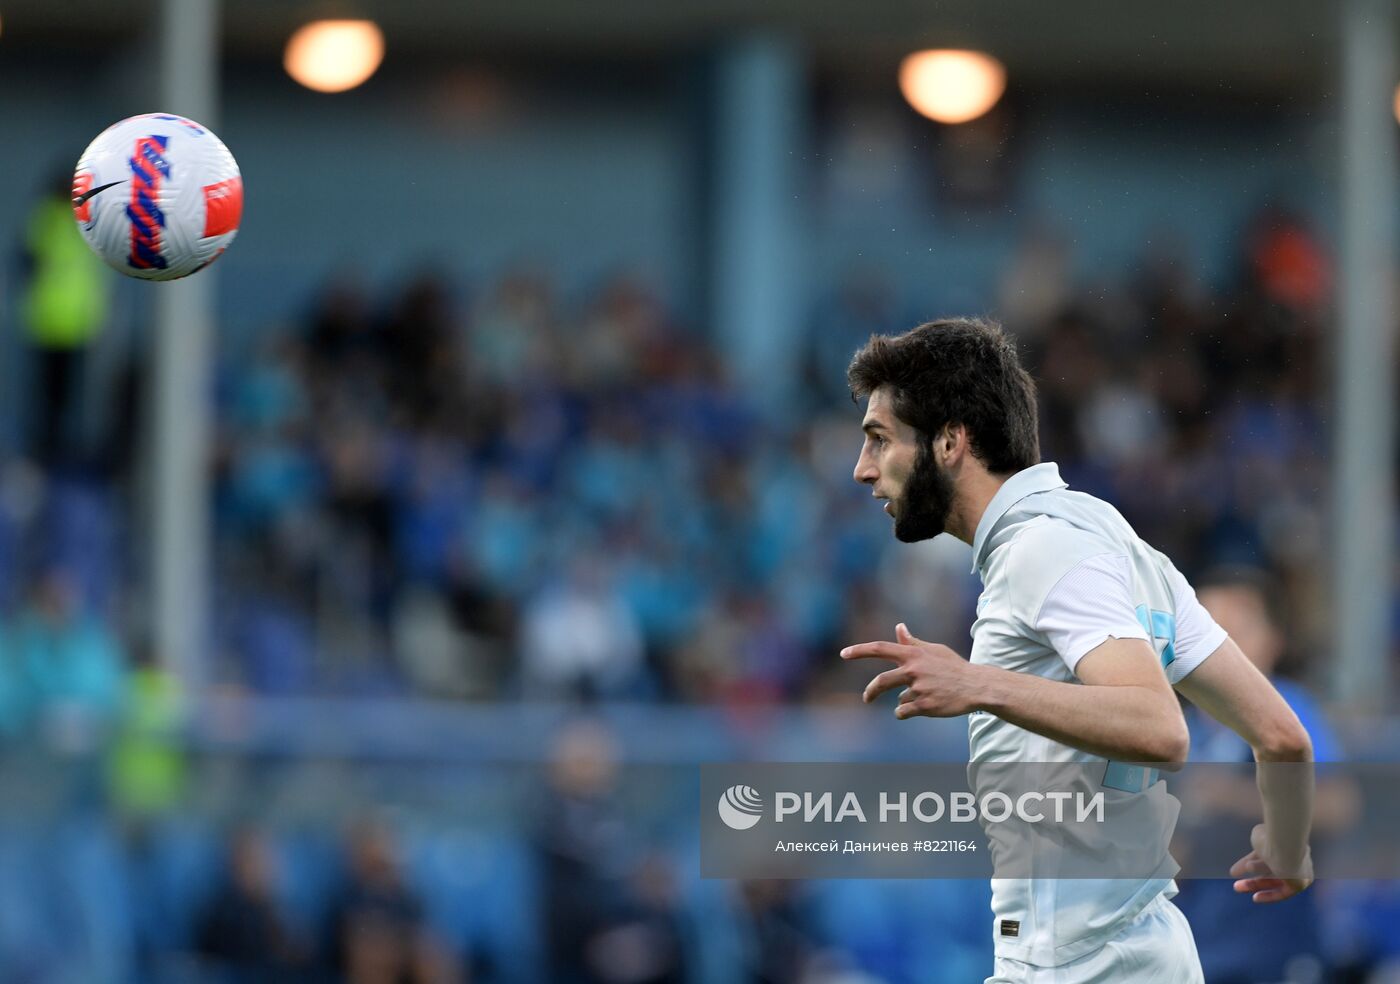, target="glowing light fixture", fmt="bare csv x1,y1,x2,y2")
284,19,384,93
899,49,1006,124
1393,83,1400,125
